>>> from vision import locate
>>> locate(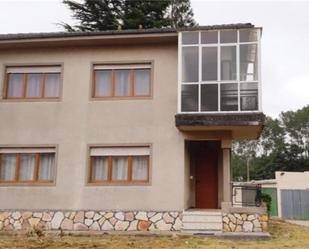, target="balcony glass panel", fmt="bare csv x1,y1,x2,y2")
220,30,237,43
240,82,258,111
182,47,199,82
202,47,218,81
201,31,218,44
220,83,238,111
240,44,258,81
201,84,218,111
182,32,199,44
221,46,237,81
181,85,198,112
239,29,258,42
180,29,260,113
